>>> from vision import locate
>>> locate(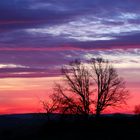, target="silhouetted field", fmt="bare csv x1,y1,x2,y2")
0,113,140,140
